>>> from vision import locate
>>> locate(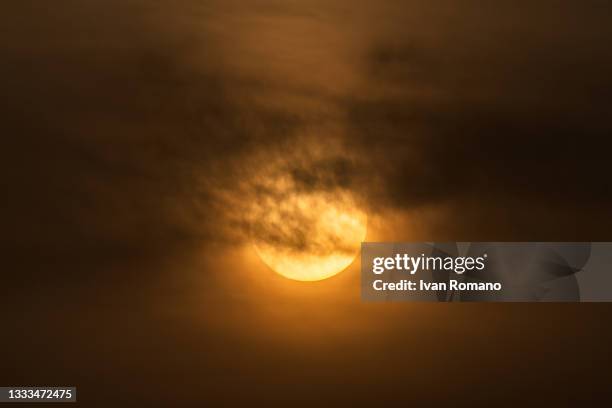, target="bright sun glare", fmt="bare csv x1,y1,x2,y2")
251,183,367,281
